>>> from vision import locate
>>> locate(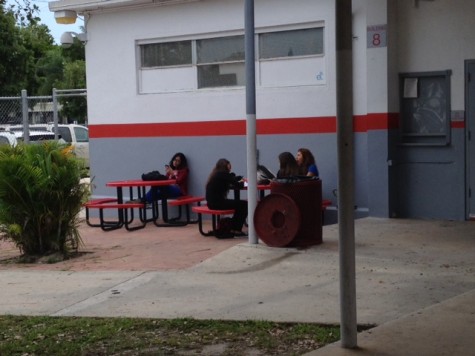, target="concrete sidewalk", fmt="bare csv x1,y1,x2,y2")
1,217,474,355
307,289,475,355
